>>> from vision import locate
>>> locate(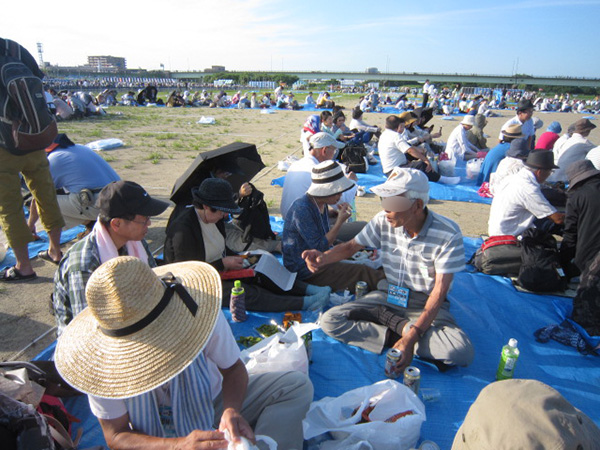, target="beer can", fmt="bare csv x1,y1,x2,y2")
355,281,368,299
384,348,402,378
403,366,421,395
